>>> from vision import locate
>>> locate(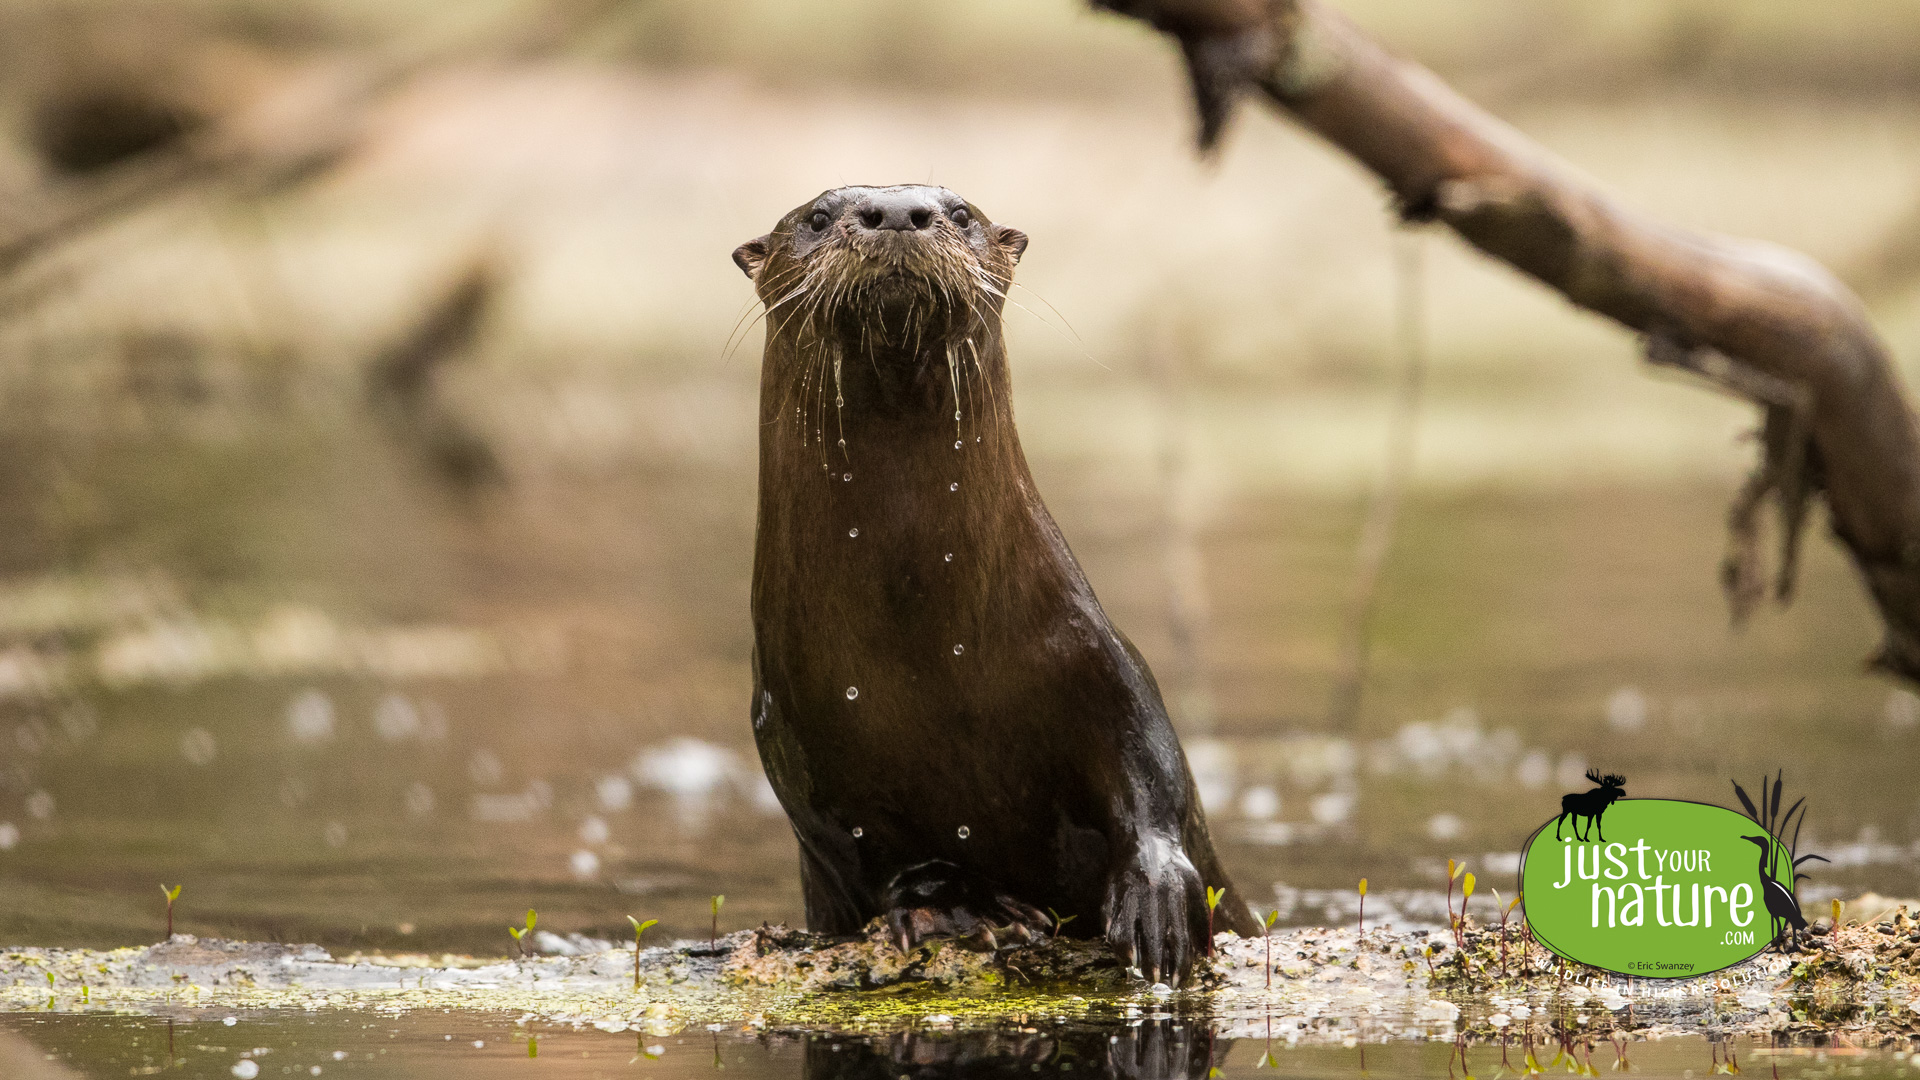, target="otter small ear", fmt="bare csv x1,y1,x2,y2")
991,224,1029,264
732,235,771,279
